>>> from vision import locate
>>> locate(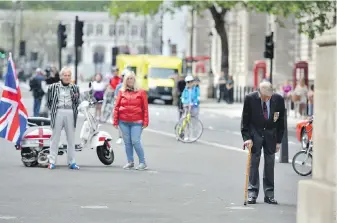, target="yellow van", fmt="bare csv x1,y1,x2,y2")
143,55,182,104
116,55,148,91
